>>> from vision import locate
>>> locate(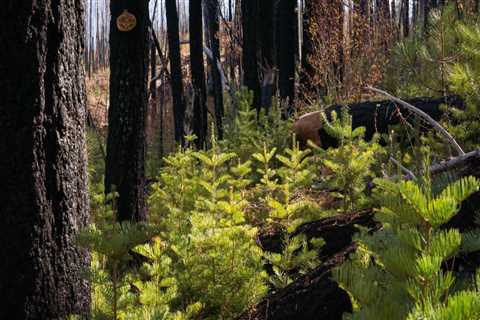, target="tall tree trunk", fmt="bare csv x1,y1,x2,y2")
166,0,186,144
403,0,410,37
241,0,262,110
277,0,297,116
259,0,276,110
205,0,225,139
424,0,432,32
0,0,90,317
106,0,149,222
189,0,208,148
